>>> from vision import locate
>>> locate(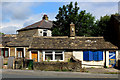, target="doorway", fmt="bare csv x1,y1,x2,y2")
109,51,116,68
32,52,38,62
